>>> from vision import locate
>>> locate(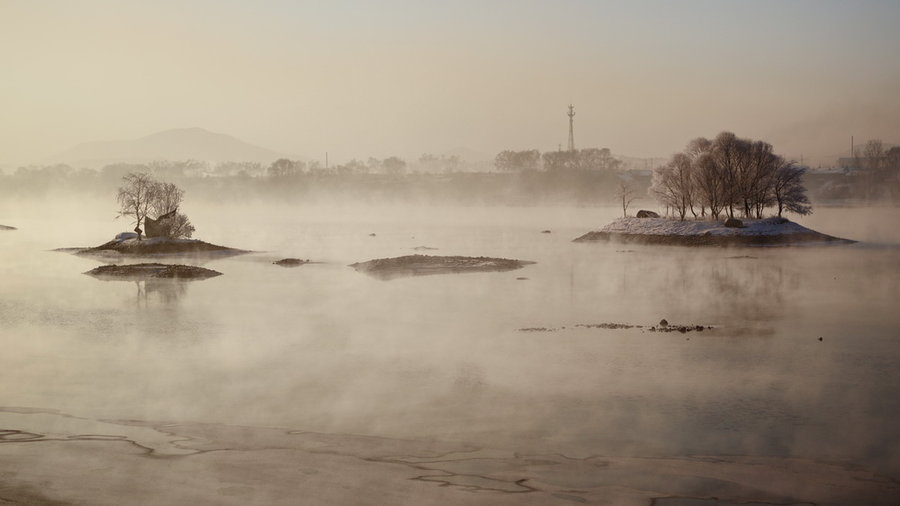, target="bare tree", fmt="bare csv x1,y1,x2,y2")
116,172,157,240
150,181,183,217
147,181,195,239
650,154,693,220
693,153,726,220
772,160,811,217
615,182,637,217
